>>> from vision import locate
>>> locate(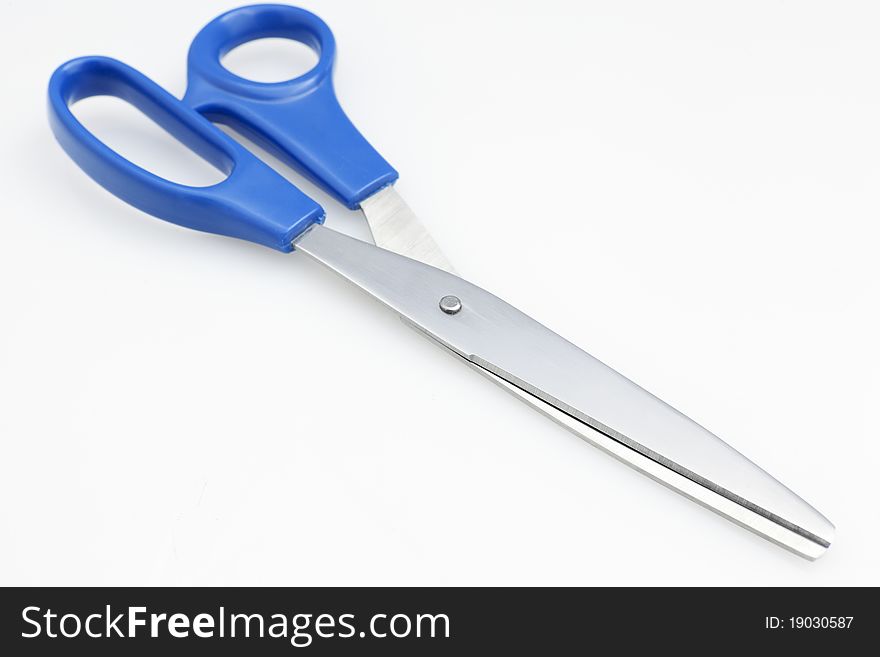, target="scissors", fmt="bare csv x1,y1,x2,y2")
48,4,833,559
